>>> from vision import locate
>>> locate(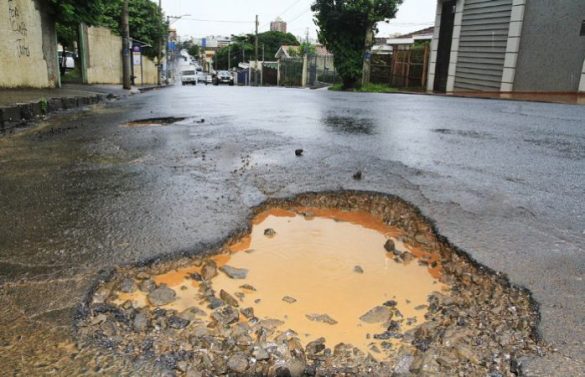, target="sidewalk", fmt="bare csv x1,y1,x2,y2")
0,84,163,133
449,91,585,105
